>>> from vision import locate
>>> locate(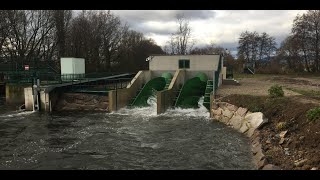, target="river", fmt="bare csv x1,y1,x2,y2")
0,96,255,170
